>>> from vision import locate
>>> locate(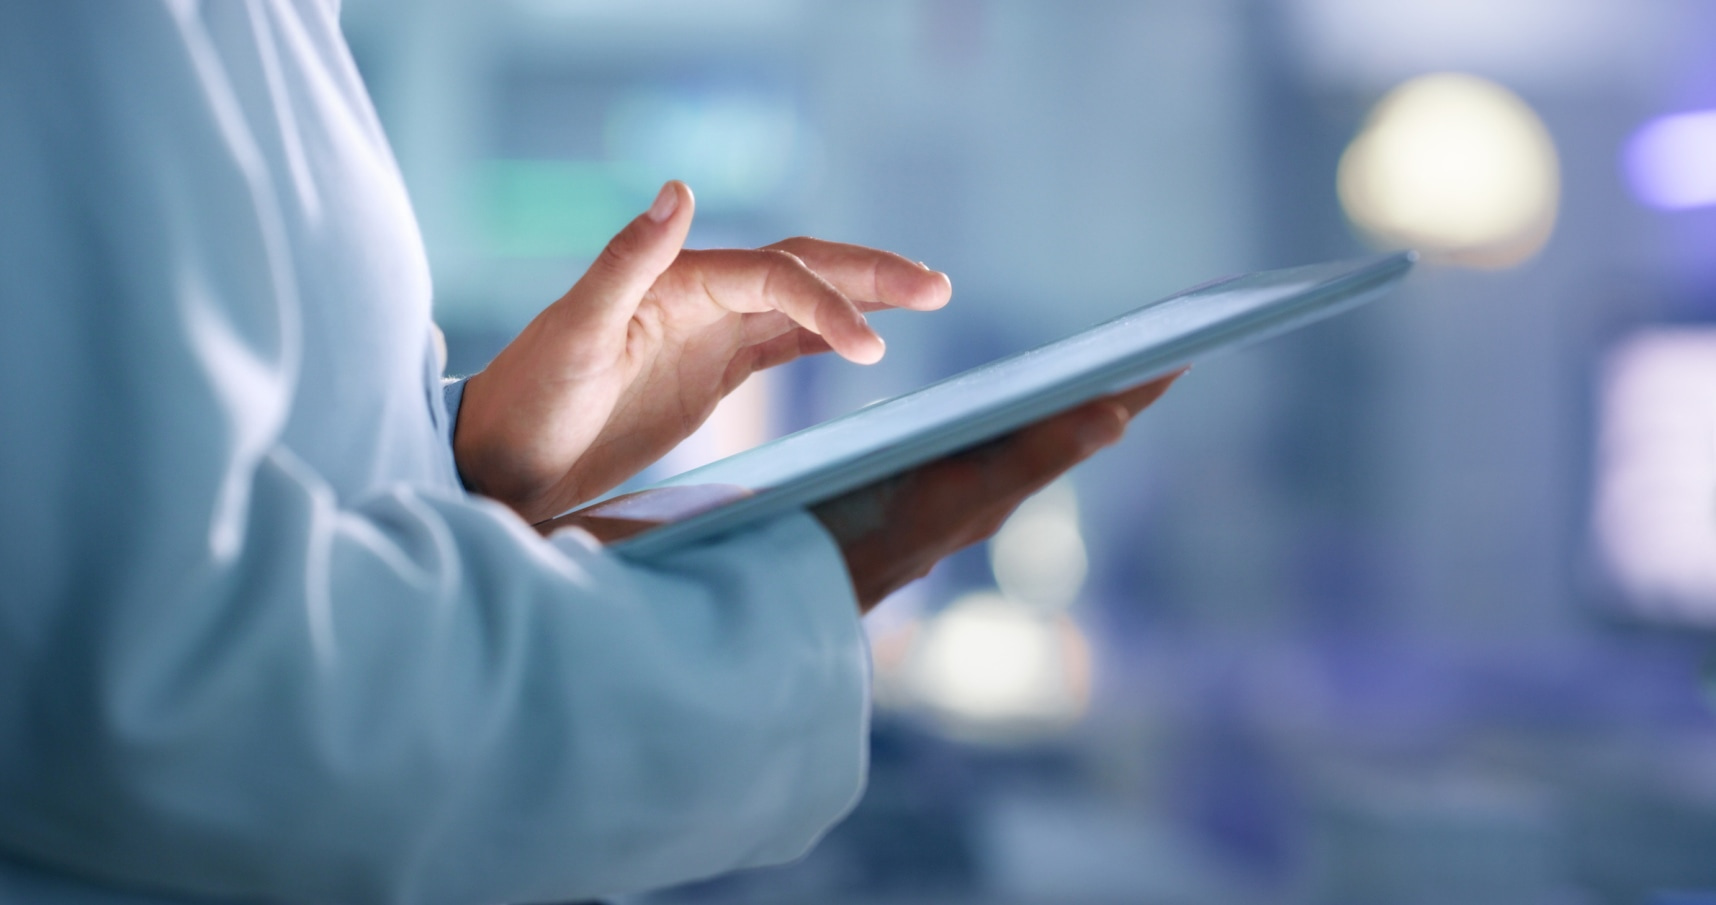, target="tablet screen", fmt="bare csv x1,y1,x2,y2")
589,252,1413,556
